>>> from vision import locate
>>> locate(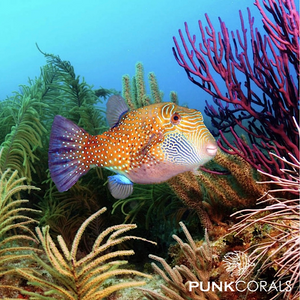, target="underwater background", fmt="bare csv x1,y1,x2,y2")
0,0,266,110
0,0,299,299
